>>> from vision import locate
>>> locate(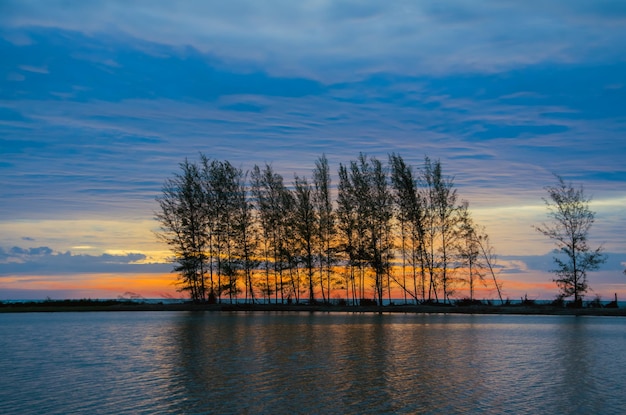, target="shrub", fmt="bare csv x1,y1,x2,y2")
566,298,583,308
456,298,483,307
551,296,565,307
521,294,535,305
587,295,602,308
359,298,378,307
